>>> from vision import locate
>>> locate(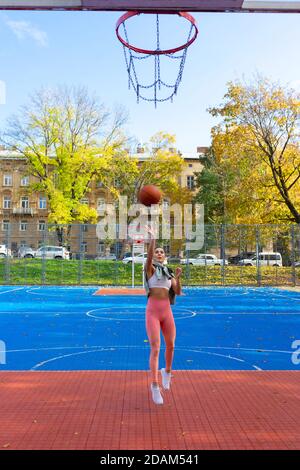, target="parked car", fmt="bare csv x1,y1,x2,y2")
238,252,282,267
122,253,148,264
18,246,35,258
293,261,300,267
180,254,228,266
35,246,70,260
95,254,117,261
0,244,12,258
167,256,182,264
228,252,255,265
